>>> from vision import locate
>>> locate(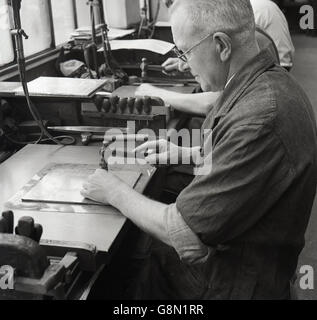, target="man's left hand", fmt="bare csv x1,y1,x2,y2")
81,169,123,205
135,83,159,97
